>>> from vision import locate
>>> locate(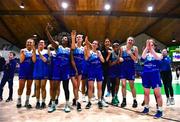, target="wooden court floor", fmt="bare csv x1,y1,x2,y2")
0,76,180,122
